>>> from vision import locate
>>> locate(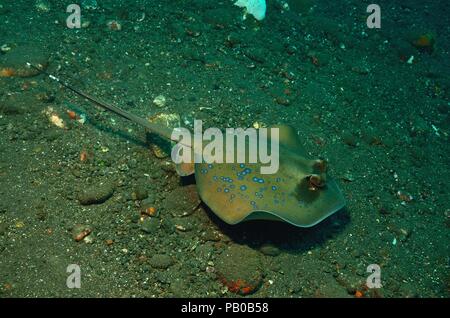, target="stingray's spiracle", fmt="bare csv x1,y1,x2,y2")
307,174,326,191
313,159,327,173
